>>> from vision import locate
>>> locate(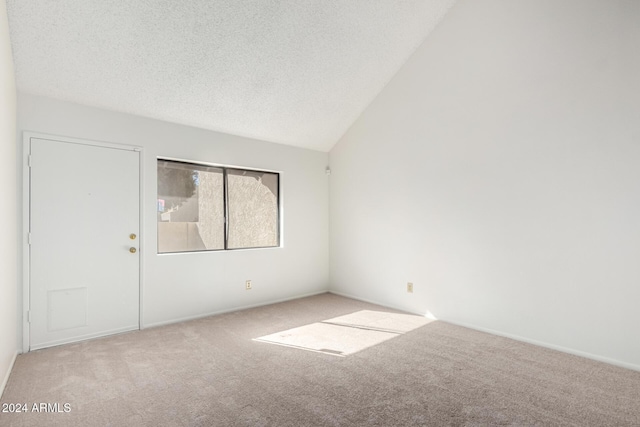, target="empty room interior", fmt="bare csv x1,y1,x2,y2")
1,0,640,425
